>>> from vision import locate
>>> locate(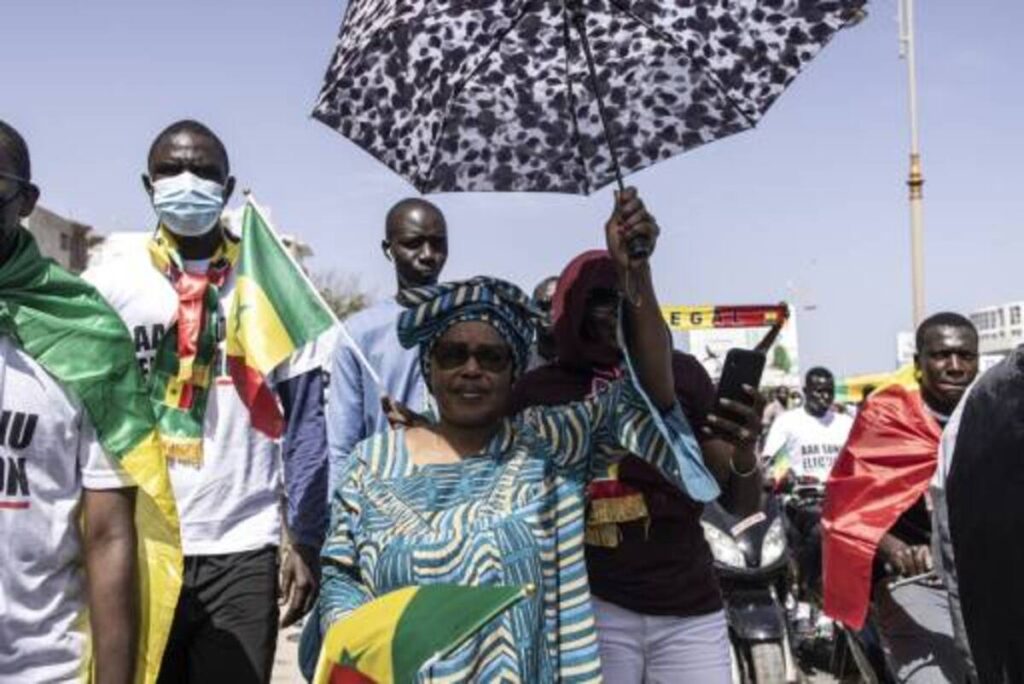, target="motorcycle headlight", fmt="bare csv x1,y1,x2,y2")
701,521,746,568
760,517,787,567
